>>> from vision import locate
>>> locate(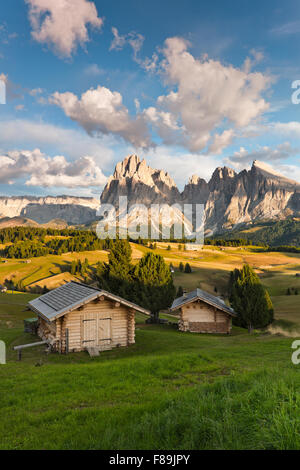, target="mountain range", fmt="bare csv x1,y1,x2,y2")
0,155,299,234
101,155,300,235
